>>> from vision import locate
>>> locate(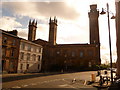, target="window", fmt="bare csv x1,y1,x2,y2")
20,64,23,69
38,55,41,61
38,64,40,69
12,40,16,45
21,42,25,50
34,47,36,52
39,48,41,53
27,53,30,61
80,51,84,57
10,61,14,69
88,62,92,67
20,52,24,60
2,48,6,56
88,51,93,56
32,54,36,61
3,37,7,44
26,64,29,69
28,45,31,51
71,51,75,57
11,49,15,57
